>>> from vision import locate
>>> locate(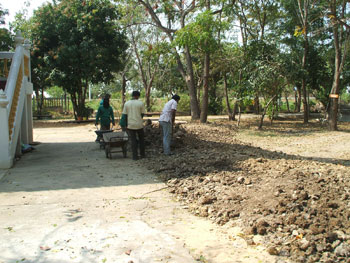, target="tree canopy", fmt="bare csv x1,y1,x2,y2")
30,0,128,118
6,0,350,129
